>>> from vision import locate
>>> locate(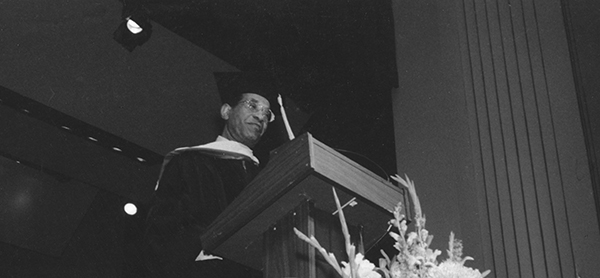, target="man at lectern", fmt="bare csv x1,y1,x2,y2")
142,72,279,277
